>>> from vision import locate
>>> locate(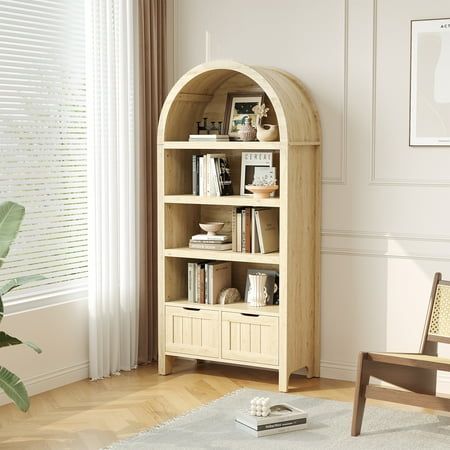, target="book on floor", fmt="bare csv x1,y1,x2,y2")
235,403,307,437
